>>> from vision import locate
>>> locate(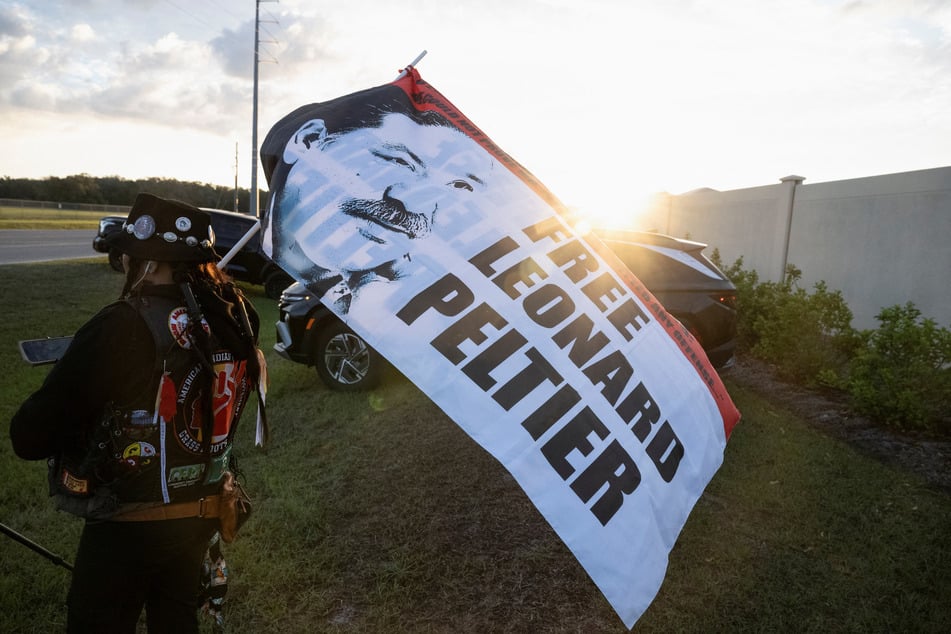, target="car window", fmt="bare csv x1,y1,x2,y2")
604,241,727,291
208,213,257,249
